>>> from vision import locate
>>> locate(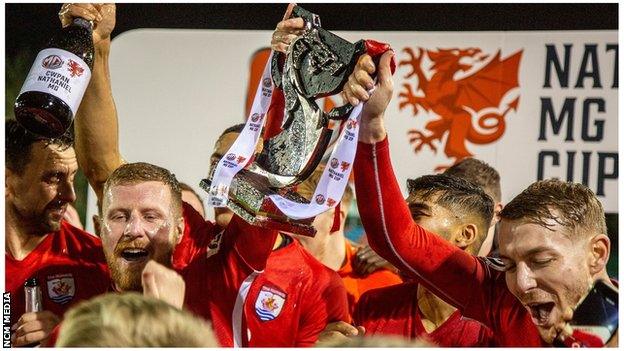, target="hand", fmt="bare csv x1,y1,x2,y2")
142,260,186,309
59,3,116,46
11,310,60,346
271,3,305,53
353,244,398,276
316,321,365,346
343,51,395,143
